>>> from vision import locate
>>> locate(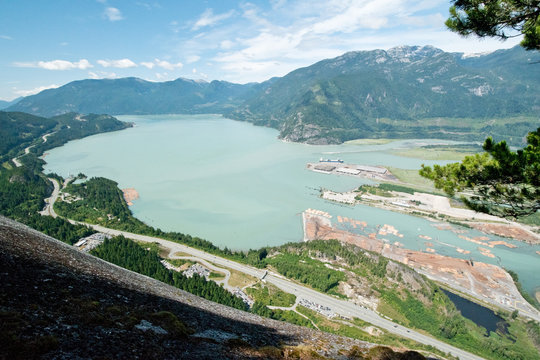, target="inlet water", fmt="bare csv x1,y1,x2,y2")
43,114,540,297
